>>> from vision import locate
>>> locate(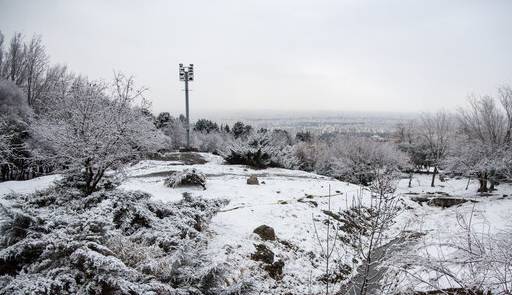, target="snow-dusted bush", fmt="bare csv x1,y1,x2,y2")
294,140,331,173
329,135,408,186
223,130,299,169
164,169,207,189
0,184,249,294
194,131,234,154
